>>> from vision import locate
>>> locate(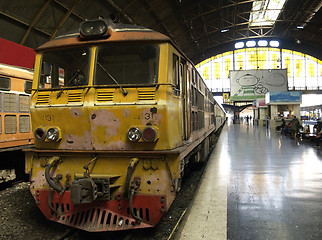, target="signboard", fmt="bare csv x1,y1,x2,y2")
256,98,267,107
266,91,302,104
230,69,288,101
223,93,230,101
